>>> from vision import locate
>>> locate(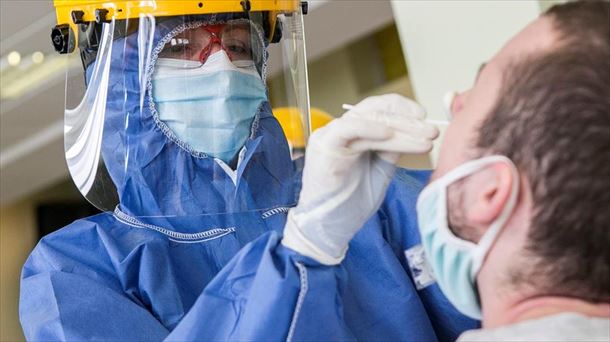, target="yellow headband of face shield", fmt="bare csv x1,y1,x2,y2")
52,0,301,53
